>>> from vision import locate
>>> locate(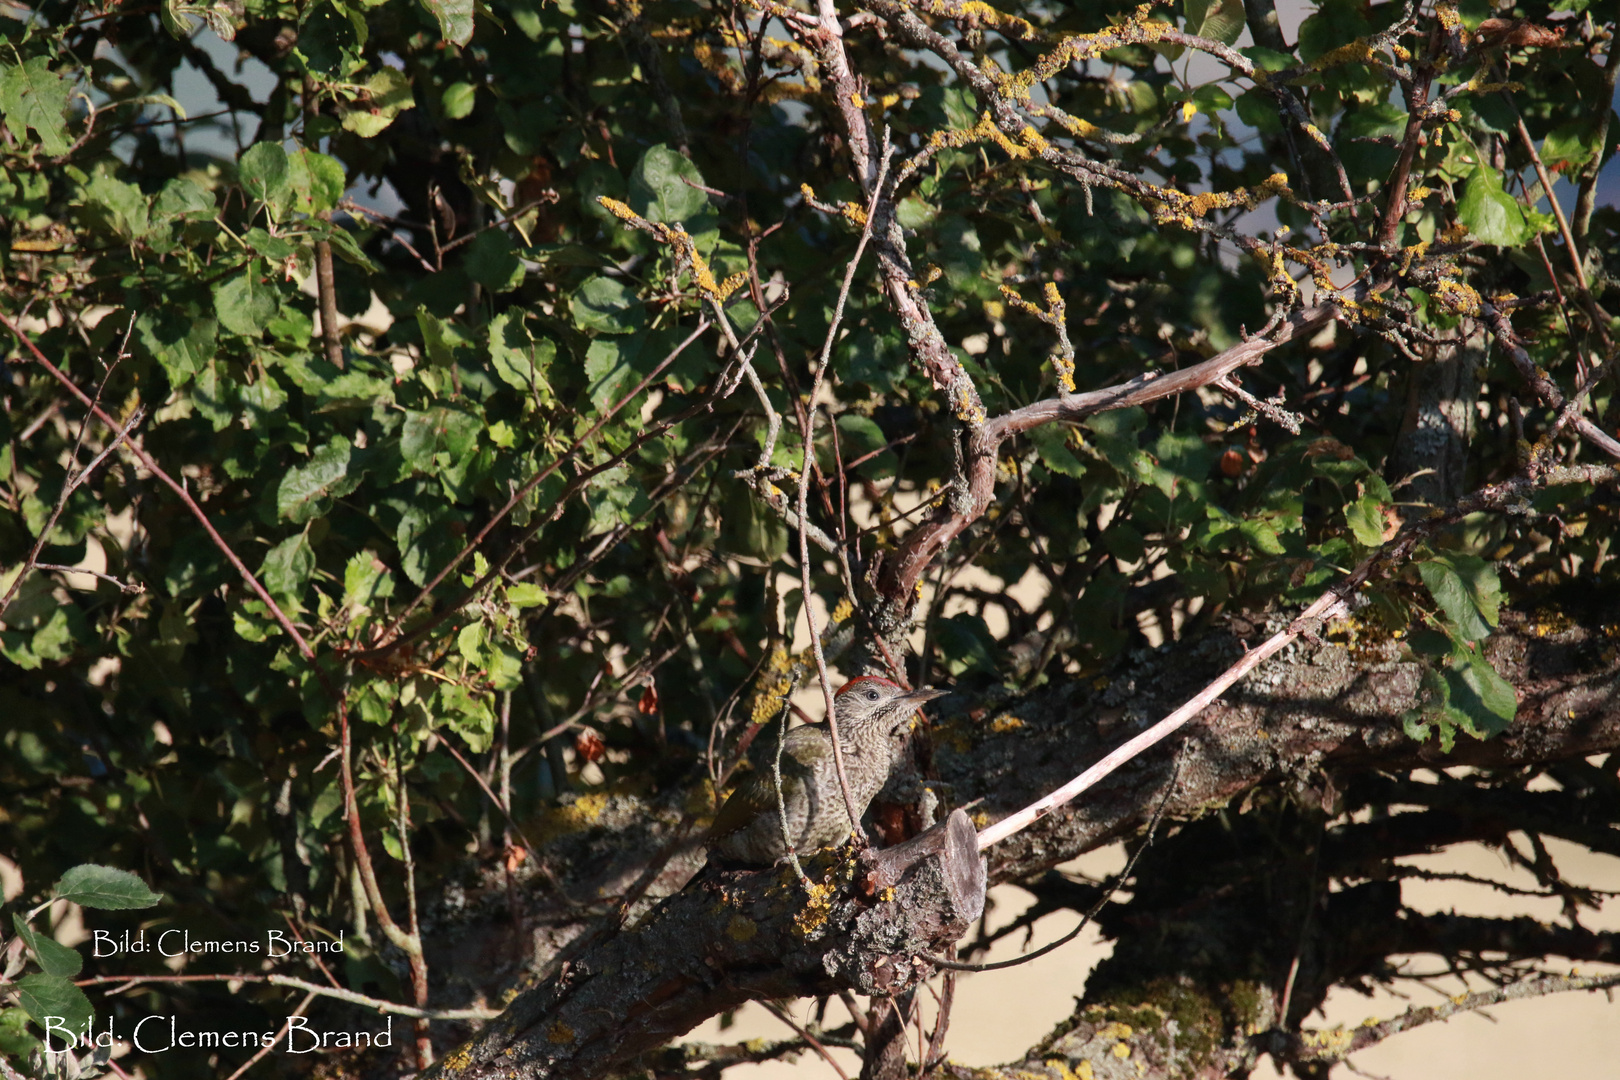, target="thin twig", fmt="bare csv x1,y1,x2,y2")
222,990,317,1080
761,1001,852,1080
975,458,1619,851
772,699,813,888
1,404,146,619
440,734,541,858
72,972,497,1020
1,312,320,661
376,318,714,646
1285,971,1620,1067
929,745,1184,971
796,134,894,843
32,564,144,593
